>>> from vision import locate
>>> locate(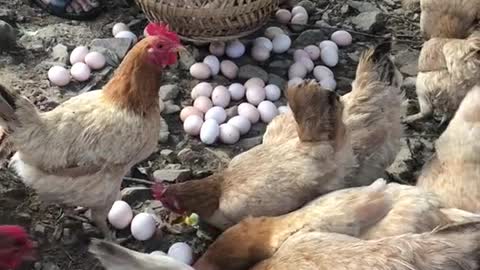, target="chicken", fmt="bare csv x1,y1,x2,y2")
0,225,35,270
417,85,480,212
0,23,182,238
420,0,480,39
154,79,355,230
403,33,480,125
89,239,193,270
194,179,480,270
